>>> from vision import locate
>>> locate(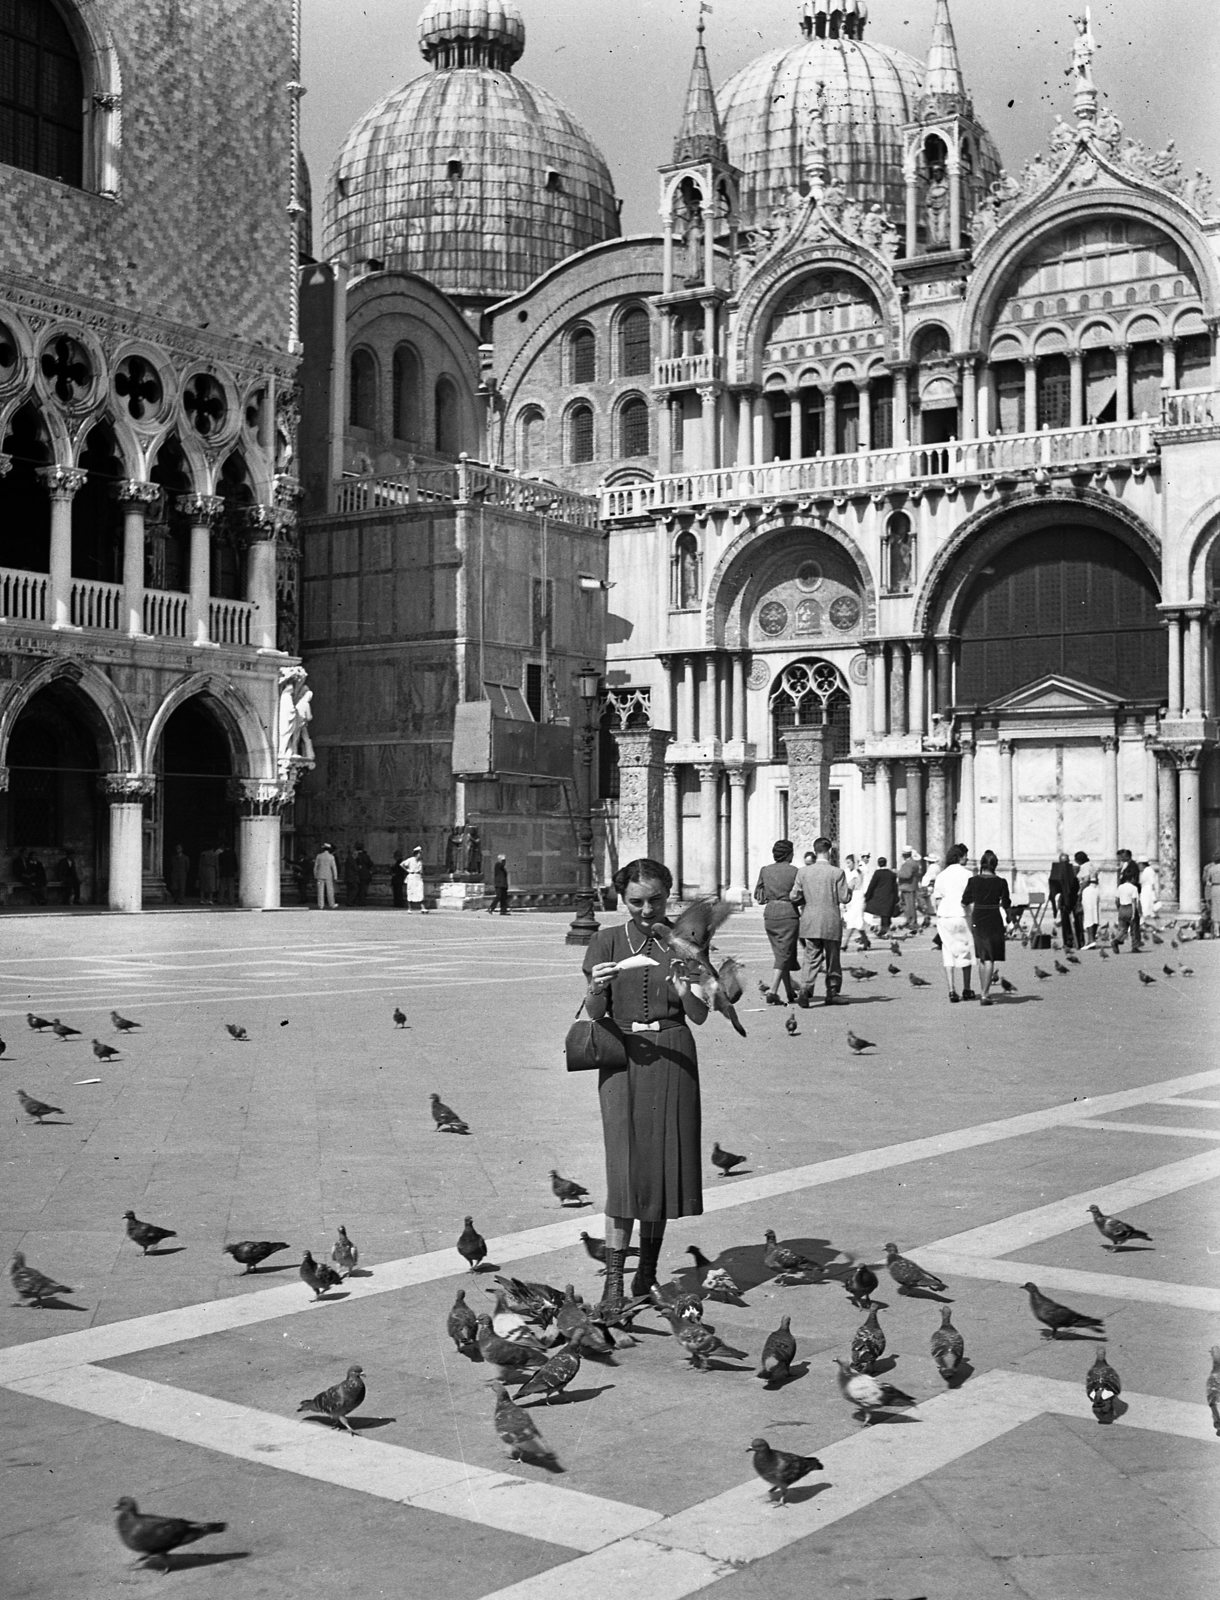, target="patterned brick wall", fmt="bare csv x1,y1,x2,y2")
0,0,296,352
